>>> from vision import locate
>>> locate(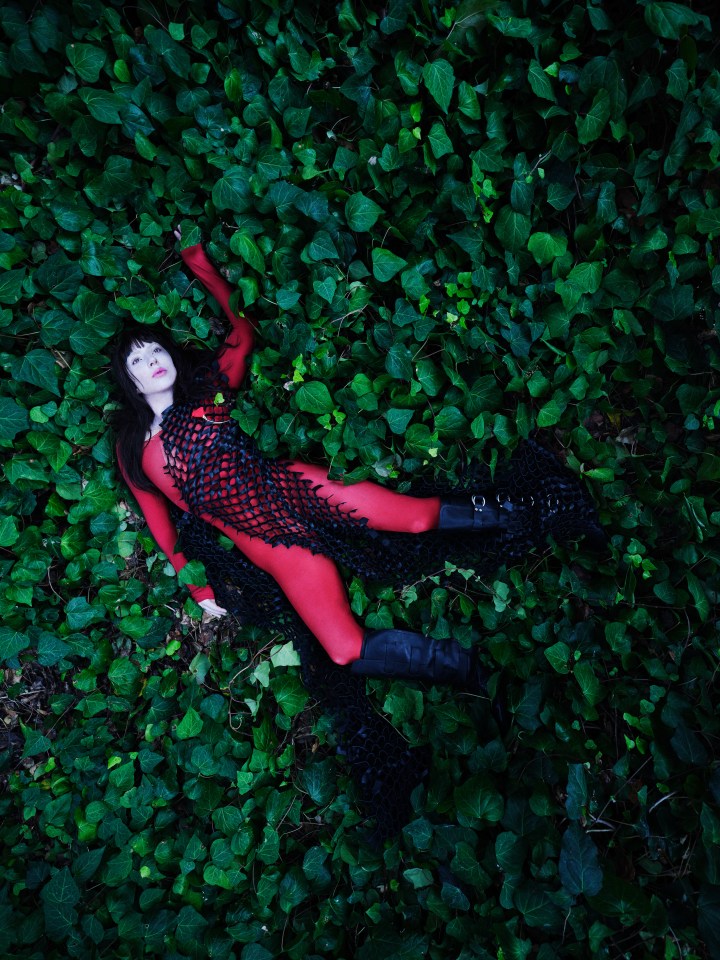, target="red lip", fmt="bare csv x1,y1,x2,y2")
152,368,167,378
